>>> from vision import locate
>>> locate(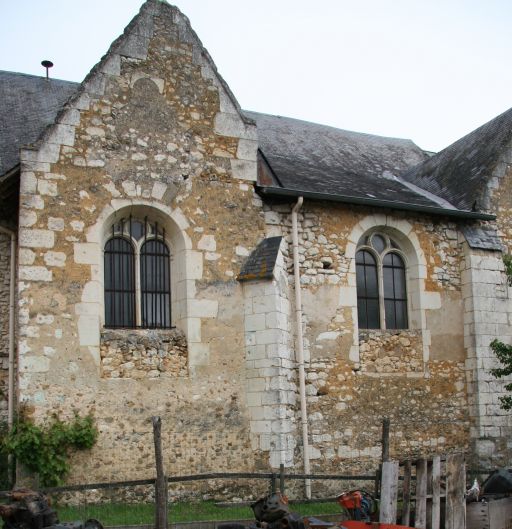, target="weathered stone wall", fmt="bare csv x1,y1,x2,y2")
15,1,267,484
305,358,469,473
0,232,10,421
264,201,470,472
13,0,512,487
100,328,187,379
358,330,423,374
